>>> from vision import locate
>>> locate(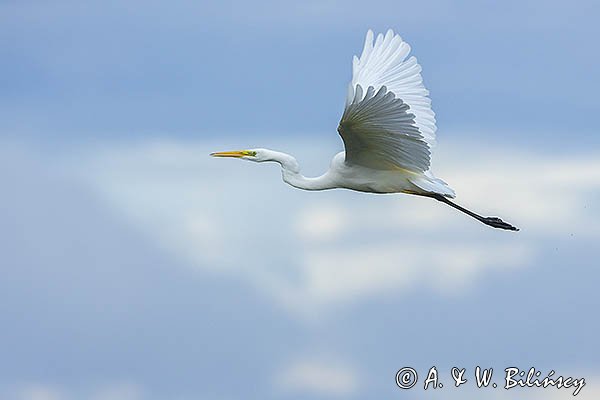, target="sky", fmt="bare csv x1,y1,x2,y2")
1,1,600,399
